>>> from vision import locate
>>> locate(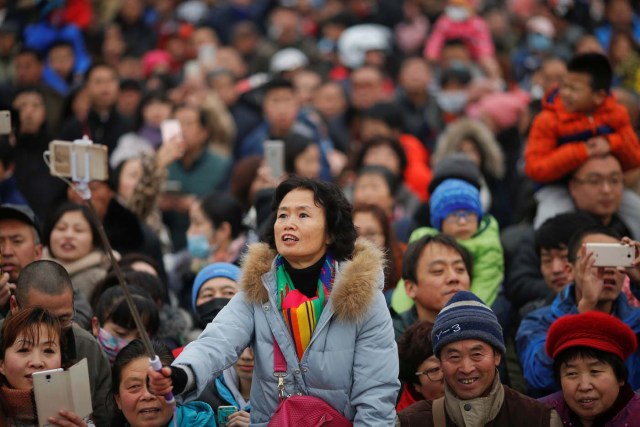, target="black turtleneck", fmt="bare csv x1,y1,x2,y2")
283,255,326,299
